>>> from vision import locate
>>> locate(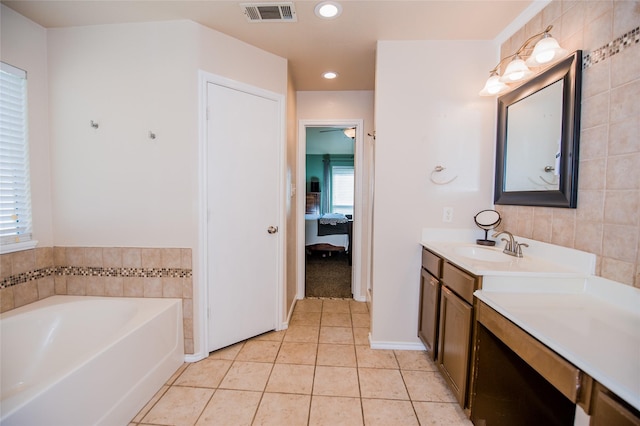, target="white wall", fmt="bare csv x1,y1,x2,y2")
297,91,375,299
1,5,54,247
372,40,497,346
